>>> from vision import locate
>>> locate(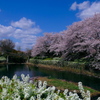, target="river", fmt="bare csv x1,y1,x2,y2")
0,64,100,92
